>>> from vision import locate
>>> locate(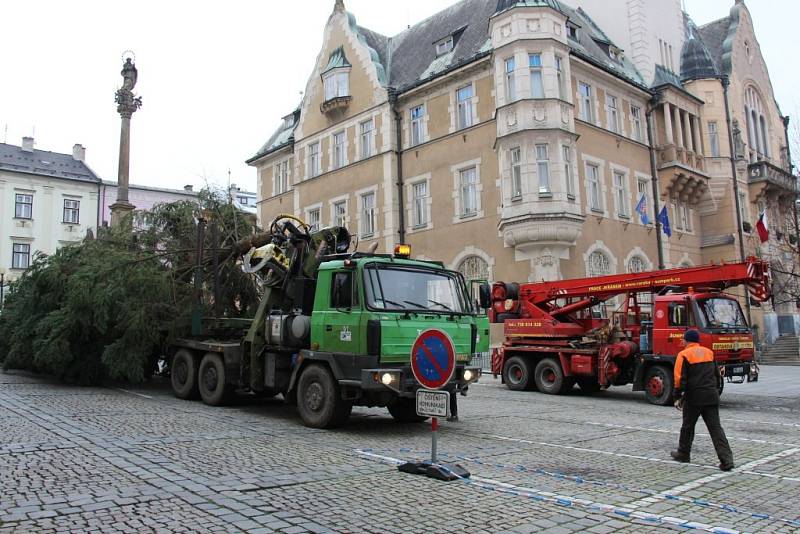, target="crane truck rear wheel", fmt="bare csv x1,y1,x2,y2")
198,353,232,406
534,358,567,395
171,349,199,400
503,356,535,391
387,398,428,423
644,365,674,406
297,364,352,428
